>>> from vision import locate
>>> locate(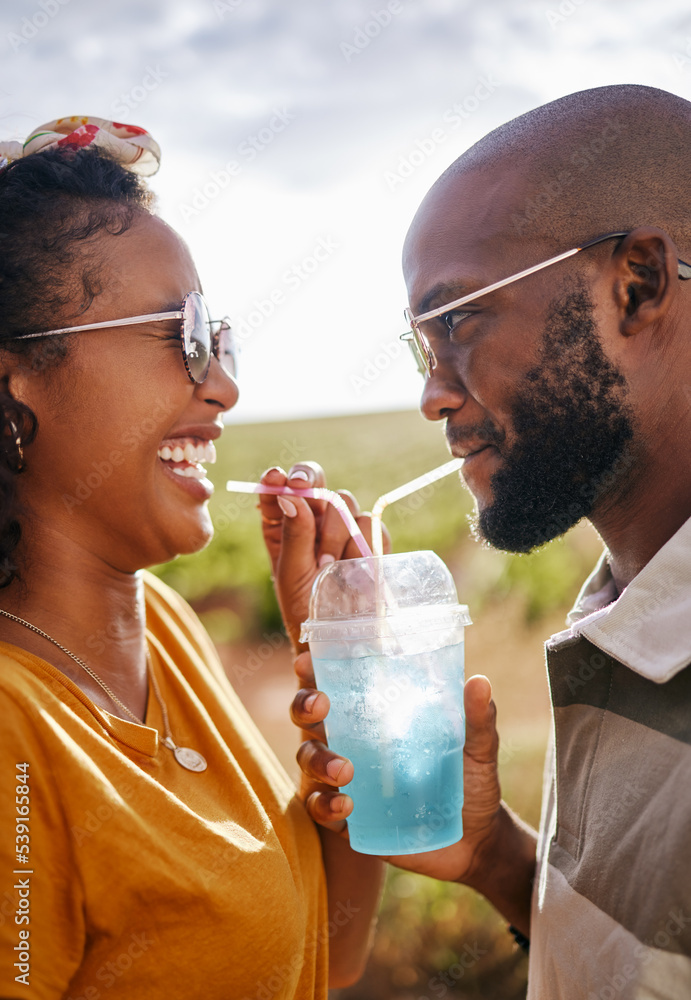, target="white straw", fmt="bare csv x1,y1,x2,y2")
370,458,464,558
